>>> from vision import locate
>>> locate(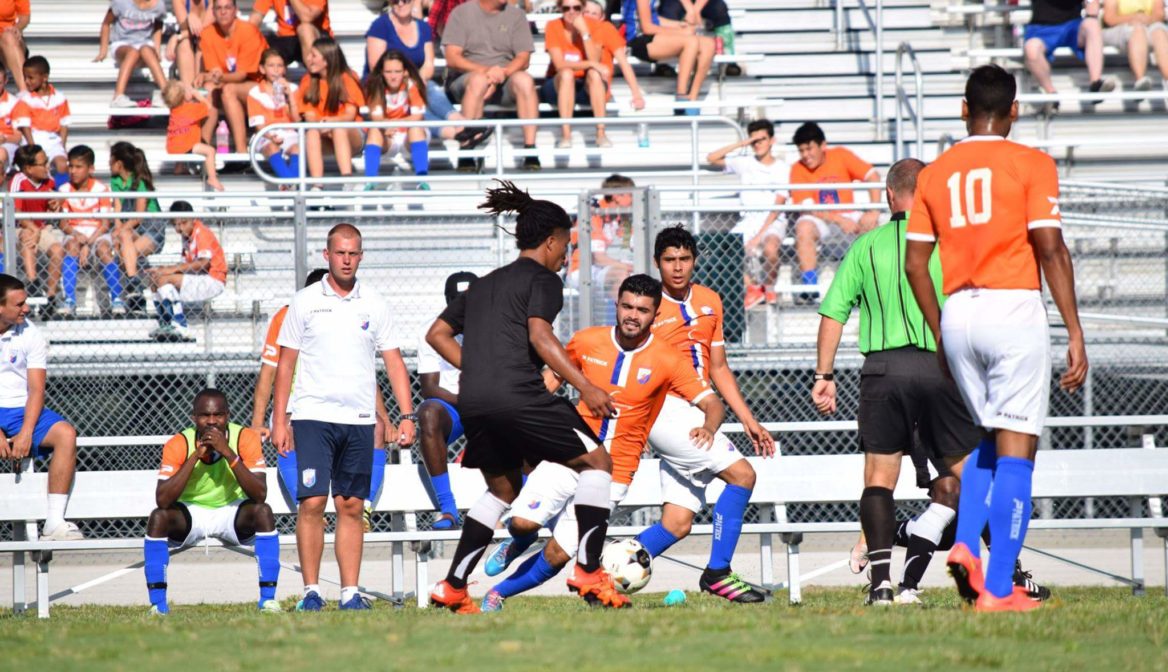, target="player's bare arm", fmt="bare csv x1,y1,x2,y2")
381,348,416,445
12,368,47,460
1031,227,1089,392
420,372,459,406
426,317,462,369
250,364,276,440
529,317,615,419
154,446,205,509
904,239,945,373
541,367,563,394
271,346,300,456
709,344,775,456
376,392,398,446
689,394,725,450
812,317,844,415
